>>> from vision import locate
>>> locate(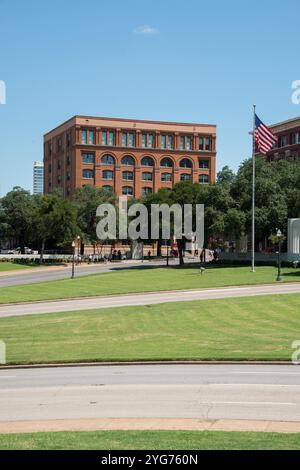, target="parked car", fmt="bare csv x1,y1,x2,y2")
13,247,33,255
